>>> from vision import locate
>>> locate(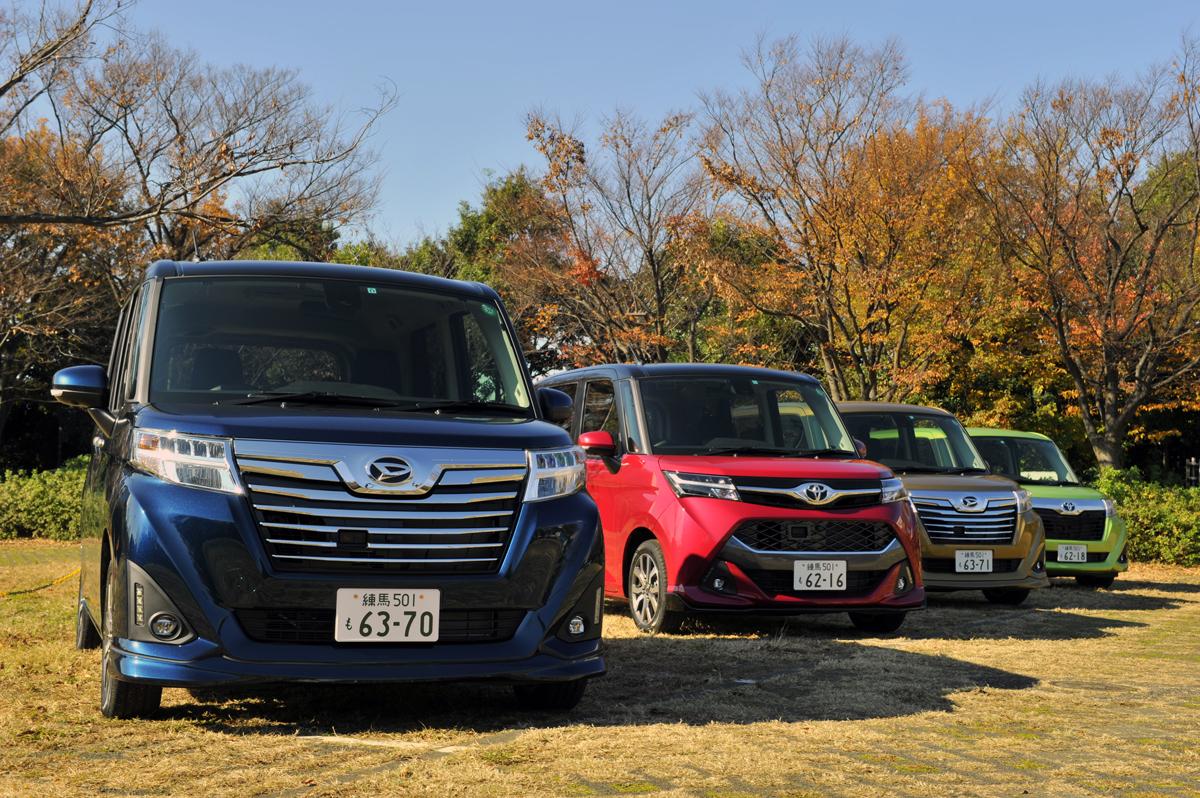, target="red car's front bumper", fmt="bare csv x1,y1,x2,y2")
659,497,926,614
